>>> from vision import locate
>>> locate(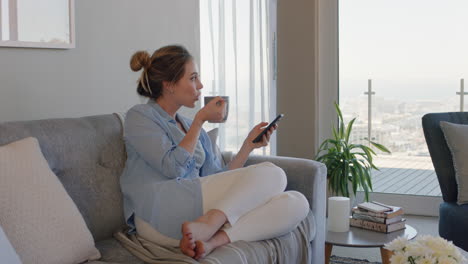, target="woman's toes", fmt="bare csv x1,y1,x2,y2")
180,246,195,258
194,240,206,260
179,233,196,257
